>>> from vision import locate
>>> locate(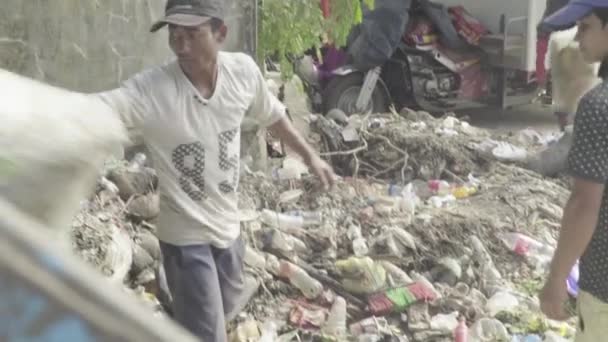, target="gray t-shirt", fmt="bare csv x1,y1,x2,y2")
566,80,608,302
